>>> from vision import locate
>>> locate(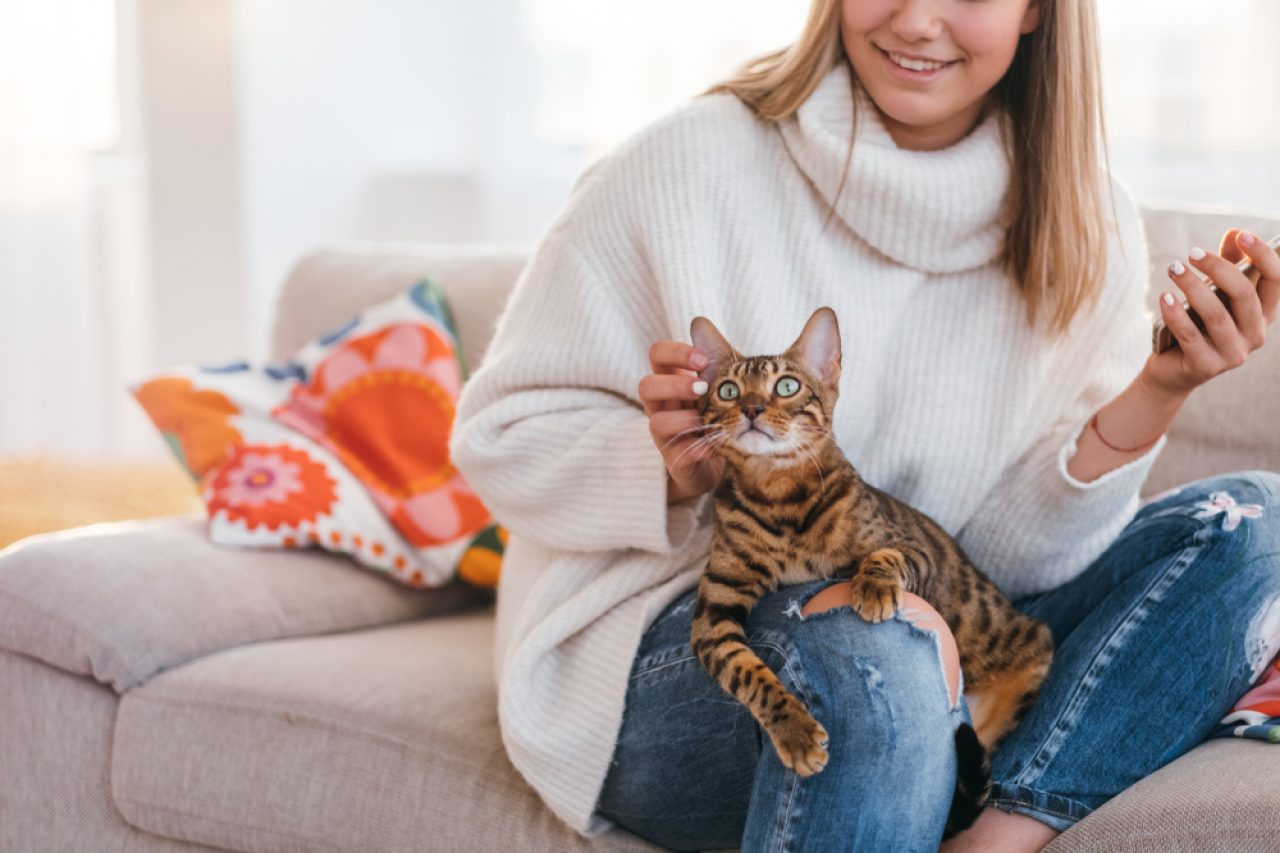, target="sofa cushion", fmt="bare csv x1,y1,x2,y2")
112,613,660,853
0,650,221,852
110,609,1280,853
0,517,488,692
133,279,503,590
